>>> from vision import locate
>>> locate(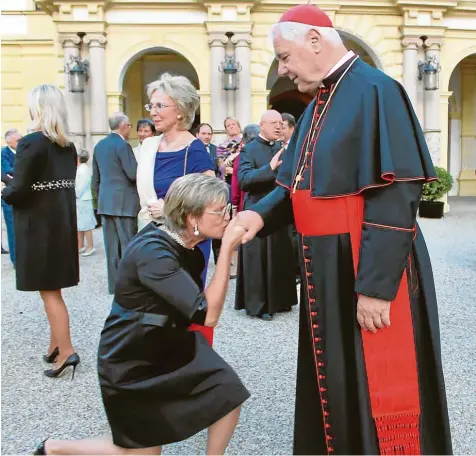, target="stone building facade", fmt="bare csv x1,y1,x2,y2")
1,0,475,194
